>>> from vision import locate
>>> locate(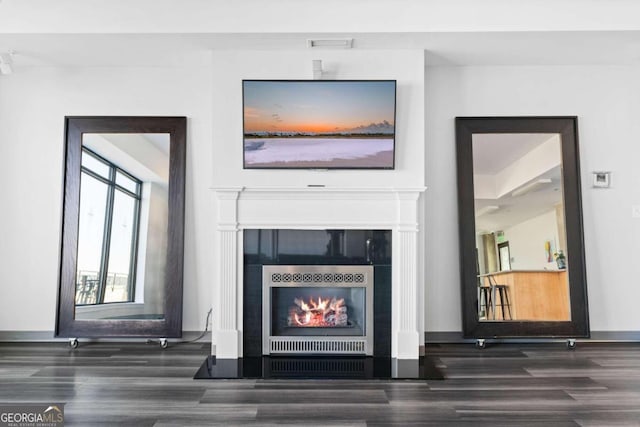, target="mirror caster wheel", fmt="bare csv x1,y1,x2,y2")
69,338,78,349
567,339,576,350
159,338,168,349
476,339,486,349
